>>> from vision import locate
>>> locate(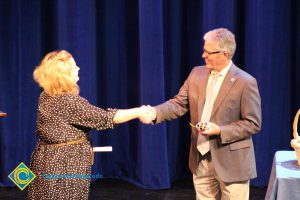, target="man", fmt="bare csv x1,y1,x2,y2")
144,28,262,199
